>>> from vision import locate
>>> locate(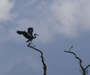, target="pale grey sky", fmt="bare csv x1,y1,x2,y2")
0,0,90,75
